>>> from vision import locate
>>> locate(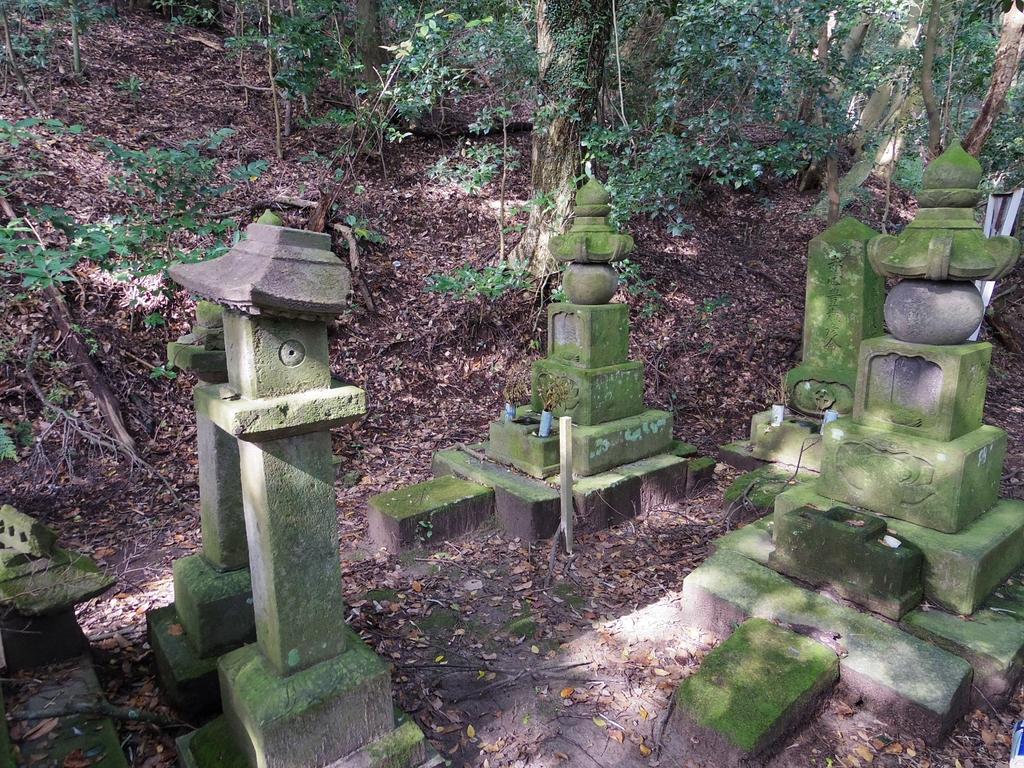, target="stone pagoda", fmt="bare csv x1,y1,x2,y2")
148,300,255,716
167,220,431,768
669,142,1024,762
721,217,884,474
367,179,712,552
